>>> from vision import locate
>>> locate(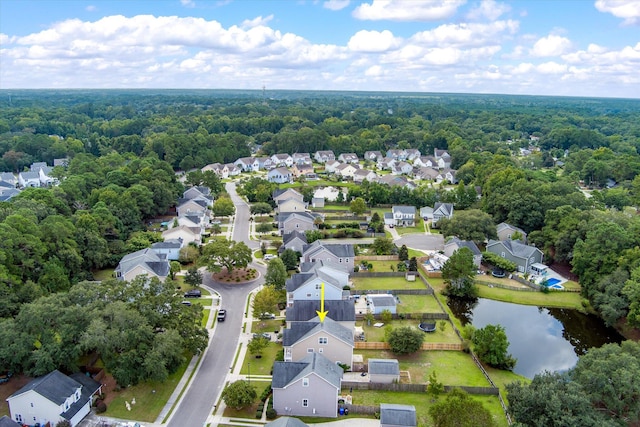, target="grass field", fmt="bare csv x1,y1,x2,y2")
360,320,459,344
106,353,193,422
240,342,281,376
348,389,508,427
396,294,443,313
92,268,114,281
351,276,427,291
